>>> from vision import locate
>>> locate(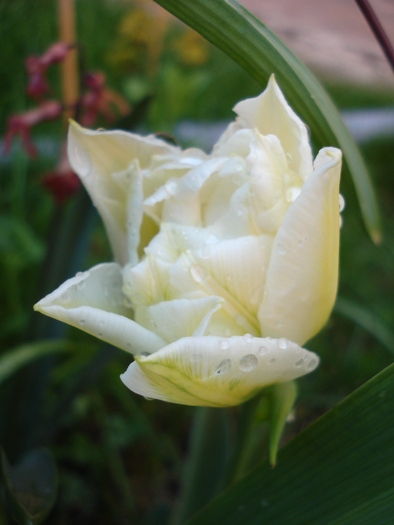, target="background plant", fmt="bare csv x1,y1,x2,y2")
0,0,394,523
